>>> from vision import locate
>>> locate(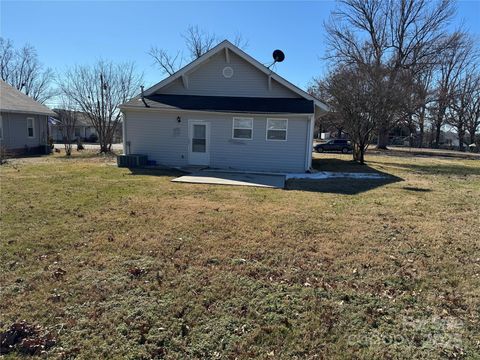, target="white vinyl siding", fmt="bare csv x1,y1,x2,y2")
232,117,253,140
266,119,288,141
159,51,301,98
27,117,35,138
